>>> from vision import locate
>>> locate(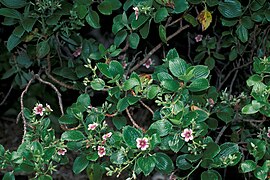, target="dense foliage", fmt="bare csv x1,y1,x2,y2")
0,0,270,179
